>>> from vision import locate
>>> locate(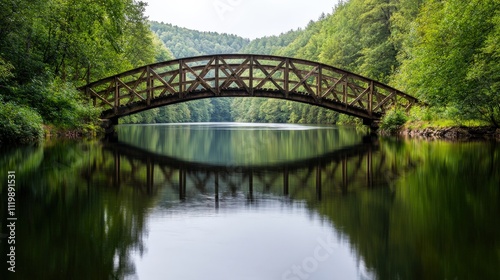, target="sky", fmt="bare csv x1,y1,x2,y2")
142,0,340,39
